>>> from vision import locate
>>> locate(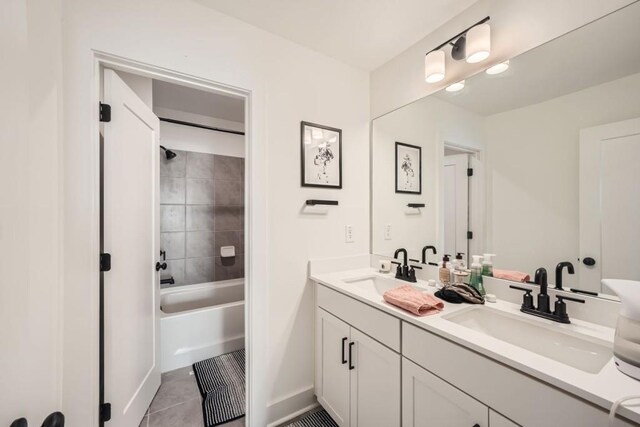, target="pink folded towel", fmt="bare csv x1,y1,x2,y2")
493,269,530,283
383,285,444,316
